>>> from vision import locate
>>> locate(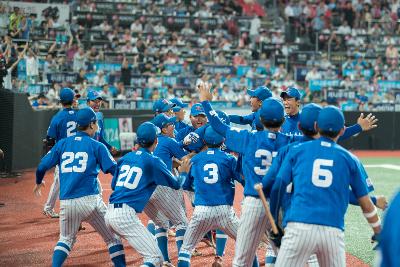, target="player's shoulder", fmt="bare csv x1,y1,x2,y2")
96,111,104,120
